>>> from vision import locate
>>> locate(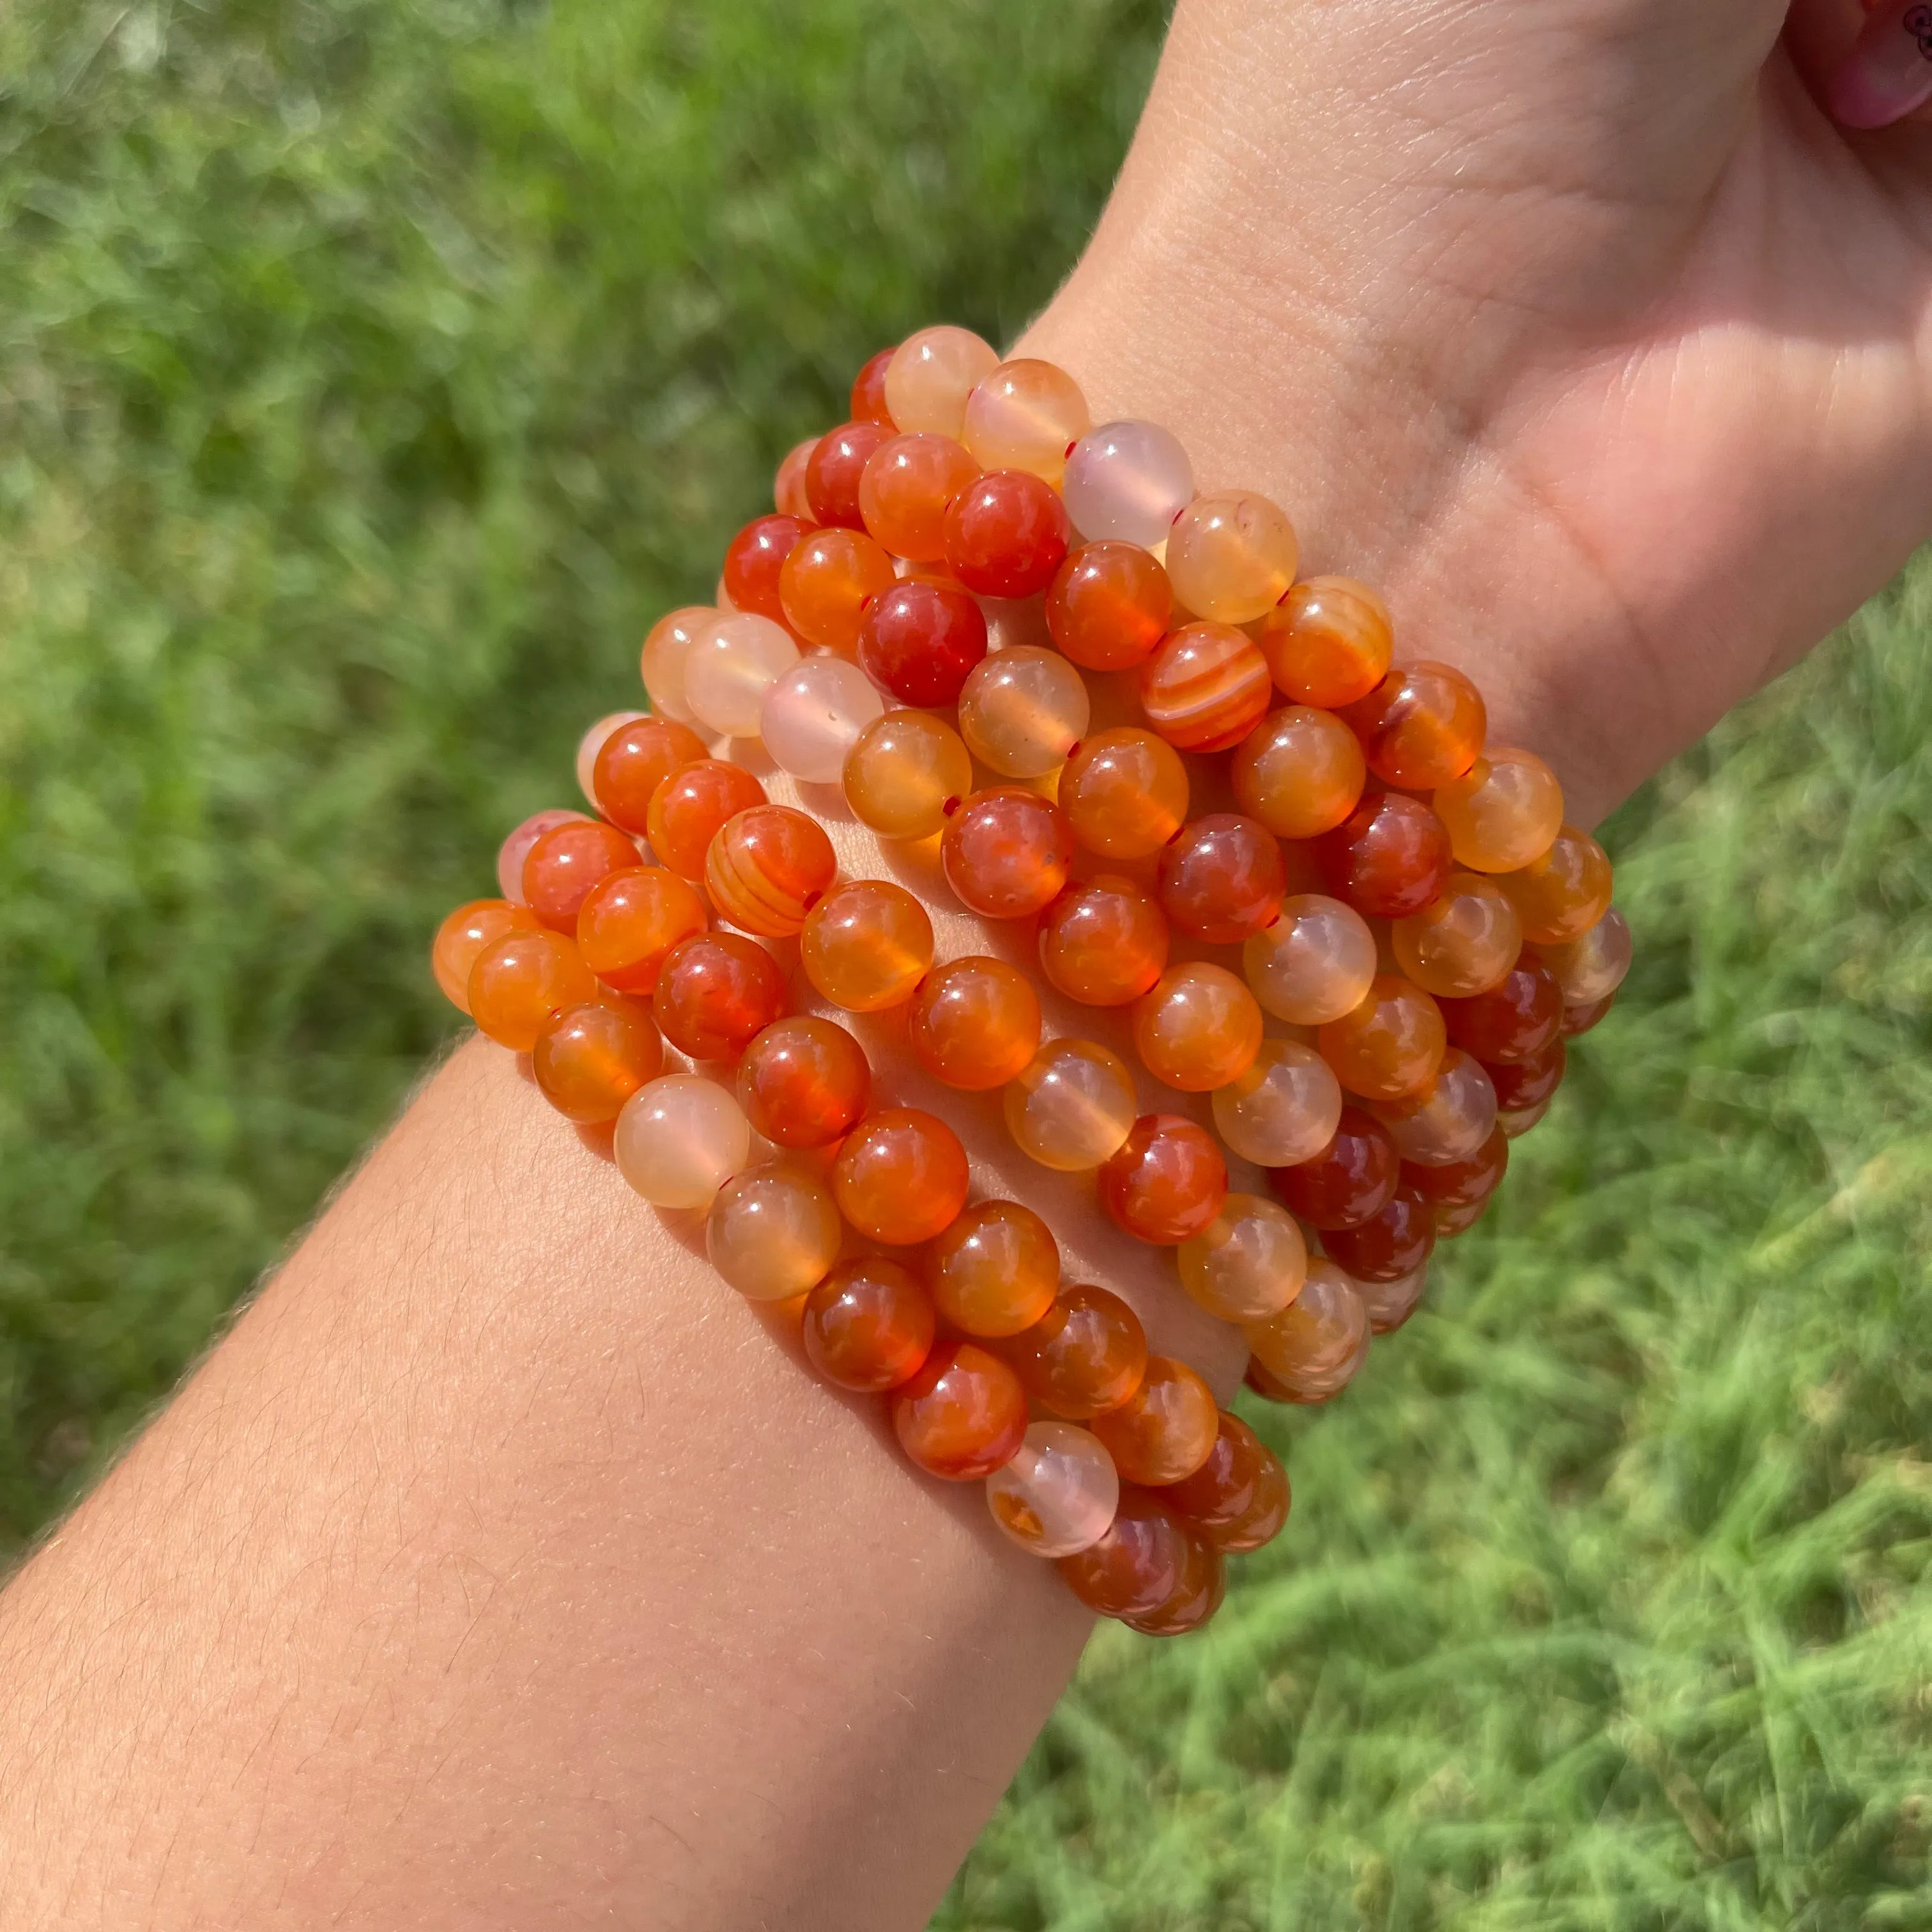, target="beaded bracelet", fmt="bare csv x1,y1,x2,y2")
430,325,1630,1637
